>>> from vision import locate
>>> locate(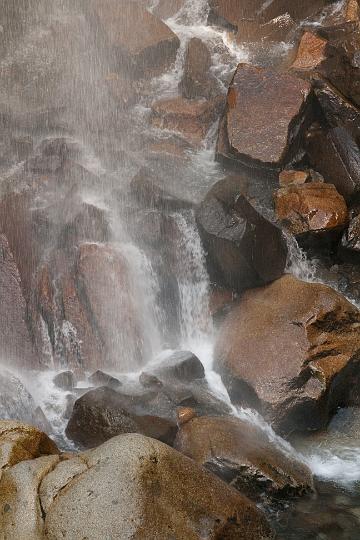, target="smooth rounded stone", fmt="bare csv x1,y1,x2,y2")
291,31,328,71
307,125,360,201
179,37,221,100
90,0,180,78
88,369,122,390
0,420,59,473
196,176,287,291
53,371,75,391
274,182,348,236
175,416,313,500
141,350,205,384
150,96,224,146
0,234,37,368
39,456,88,514
65,387,140,448
44,434,274,540
215,274,360,435
0,454,60,540
65,387,177,449
216,63,312,169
